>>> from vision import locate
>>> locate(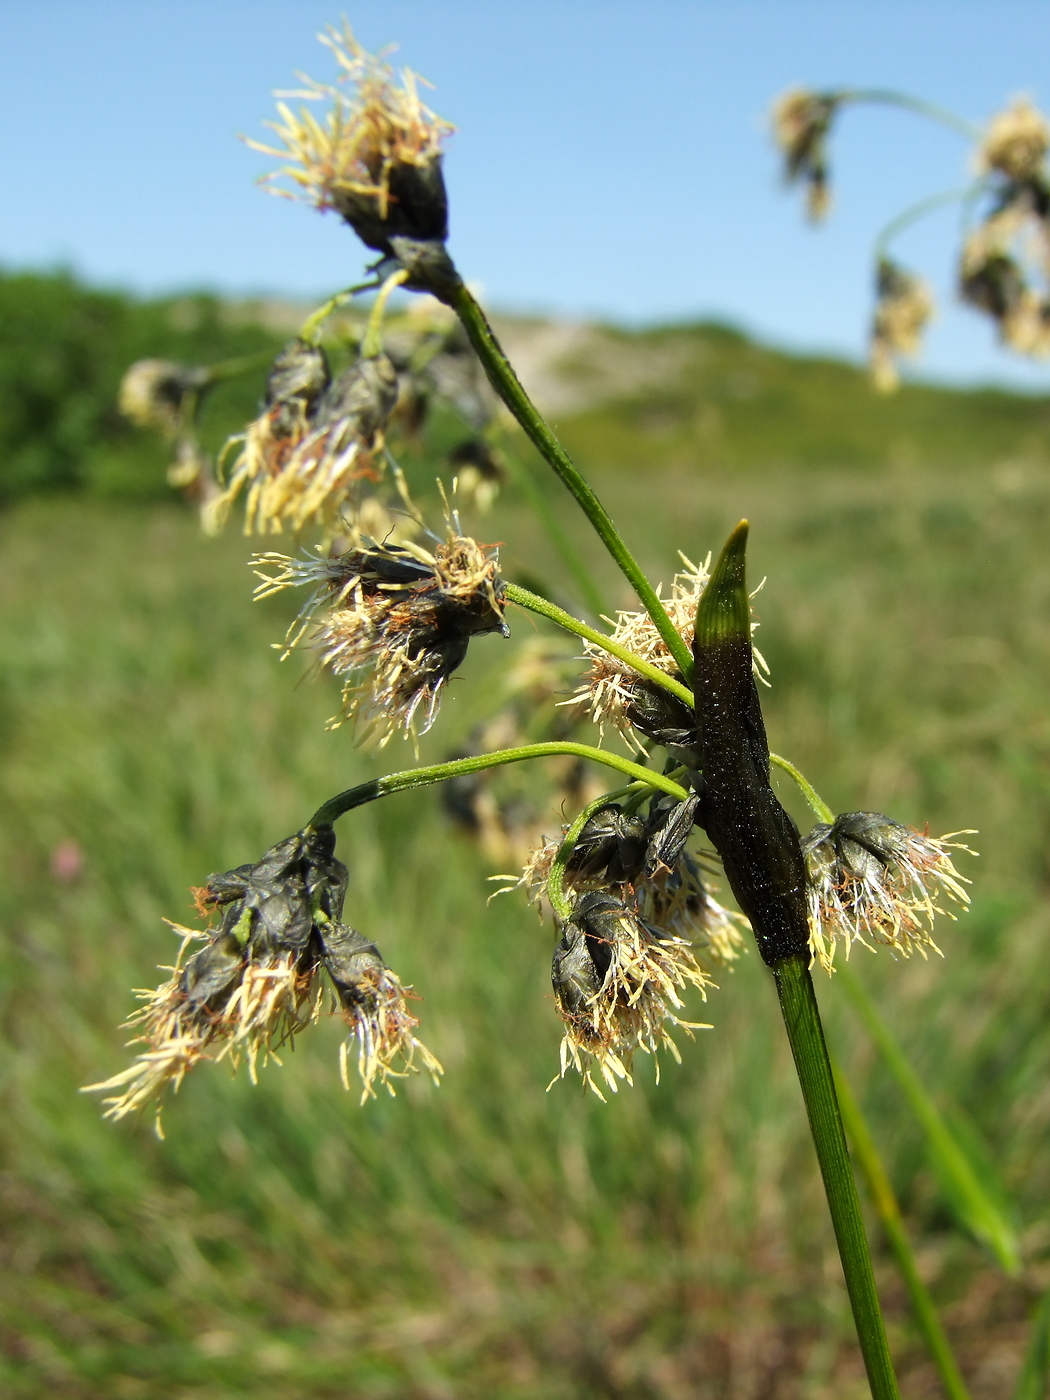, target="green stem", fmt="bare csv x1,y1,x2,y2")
362,269,409,358
769,753,834,823
1014,1286,1050,1400
834,1064,972,1400
308,743,688,828
837,88,982,141
501,450,607,616
773,954,902,1400
299,278,383,344
450,283,694,681
505,583,694,707
873,186,984,263
201,350,275,387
